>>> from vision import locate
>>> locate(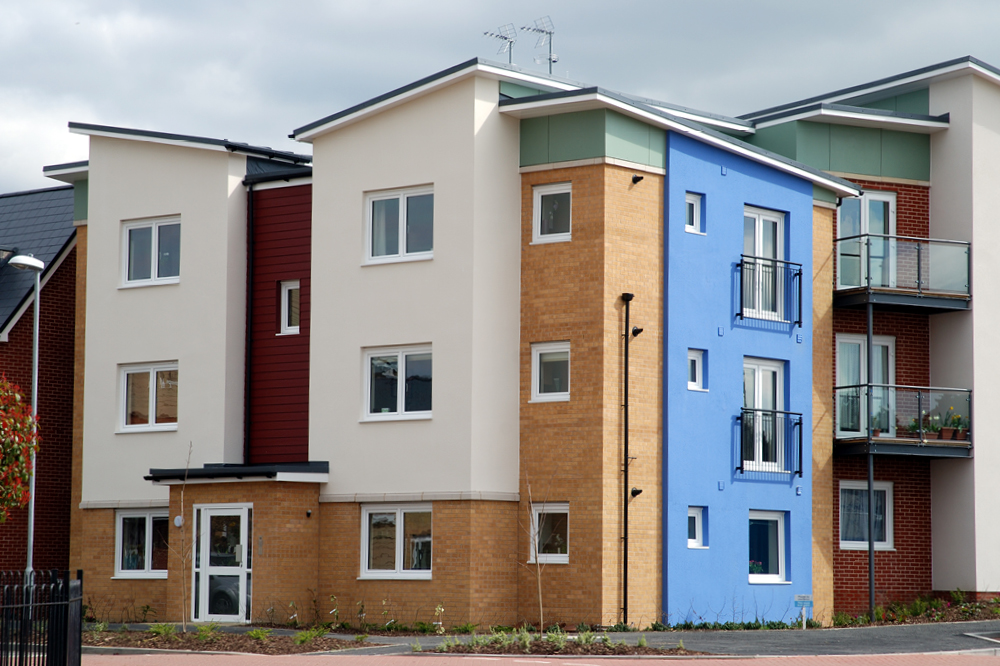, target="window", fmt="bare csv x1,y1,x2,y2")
530,503,568,564
360,505,432,579
742,207,785,320
688,507,706,548
115,510,169,578
531,342,570,402
836,334,895,438
840,481,894,550
742,358,784,471
279,280,300,335
366,187,434,263
123,218,180,285
532,182,572,243
364,346,432,420
688,349,705,391
685,192,703,234
837,190,897,290
120,363,178,431
748,510,786,583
